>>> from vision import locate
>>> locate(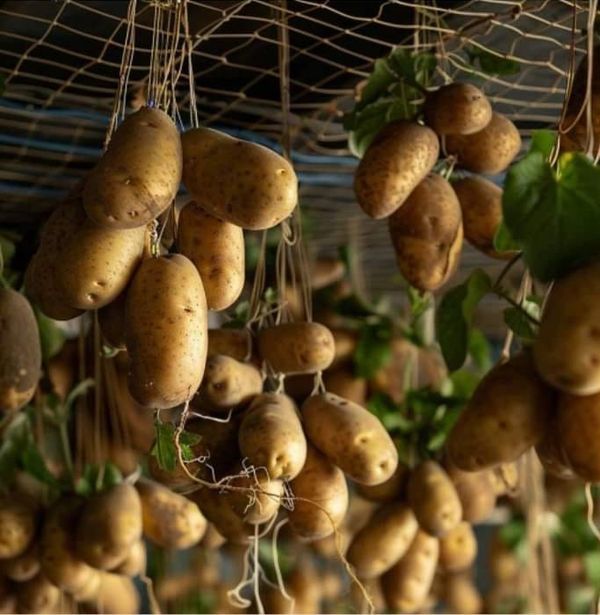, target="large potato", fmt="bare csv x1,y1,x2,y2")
439,521,477,572
181,127,297,230
0,496,36,559
355,463,408,503
15,573,61,614
2,542,39,582
533,262,600,394
136,478,206,549
407,461,462,537
287,444,348,541
126,254,207,408
238,393,307,480
0,289,41,413
82,572,140,615
323,368,367,405
424,82,492,135
446,112,521,174
302,393,398,485
83,107,181,229
75,484,142,569
196,355,262,412
98,290,127,349
381,530,439,613
445,464,497,523
208,328,251,361
54,220,146,309
257,322,335,375
354,121,439,219
446,352,553,471
388,174,463,292
177,201,245,310
453,176,516,259
347,503,418,578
